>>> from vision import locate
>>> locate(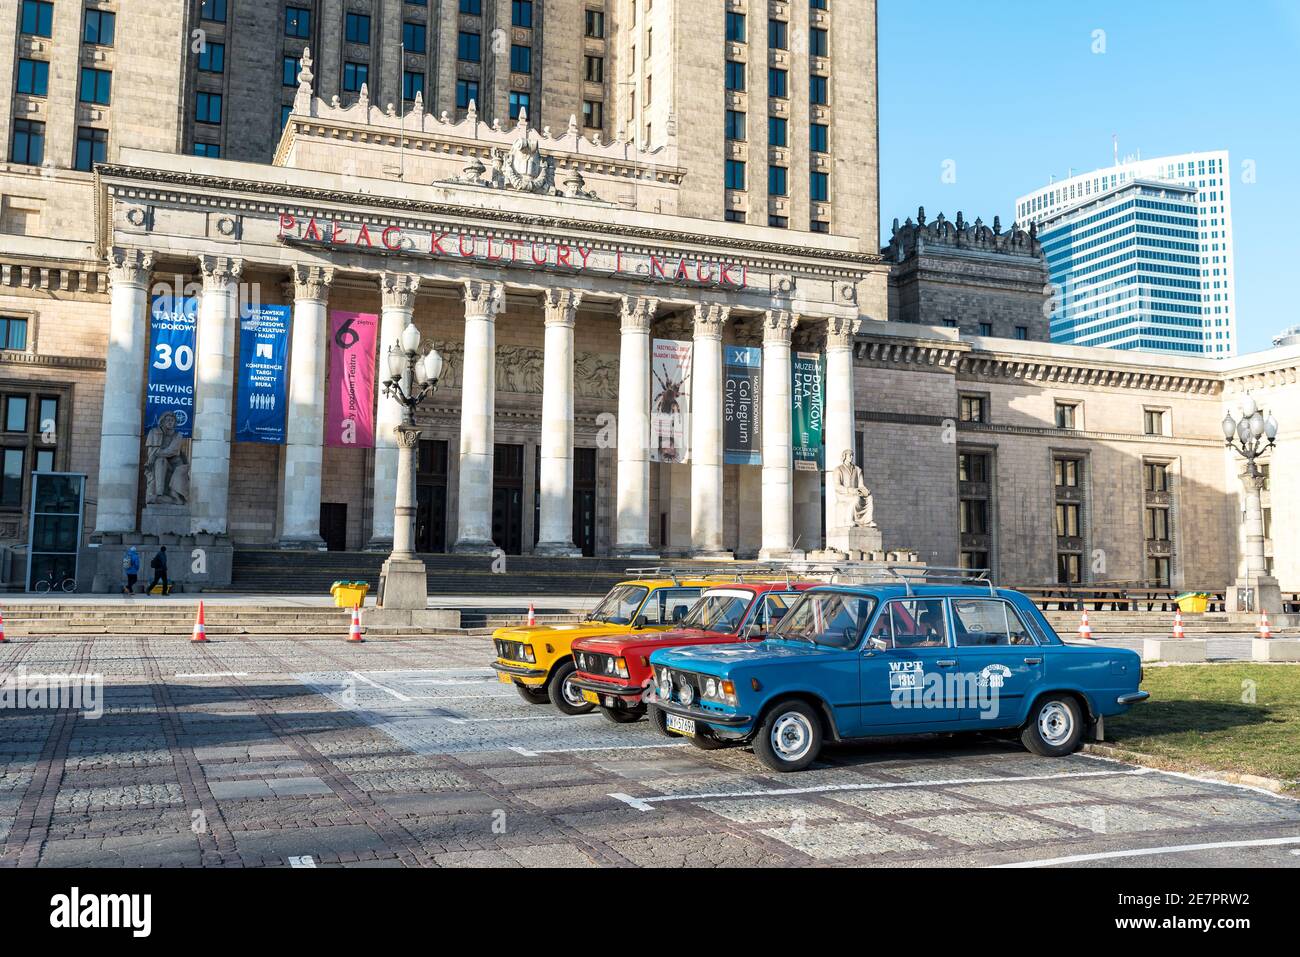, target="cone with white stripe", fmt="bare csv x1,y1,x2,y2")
1172,608,1185,639
348,604,364,643
526,602,536,627
0,607,7,643
1258,611,1272,640
191,601,208,643
1077,608,1093,640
